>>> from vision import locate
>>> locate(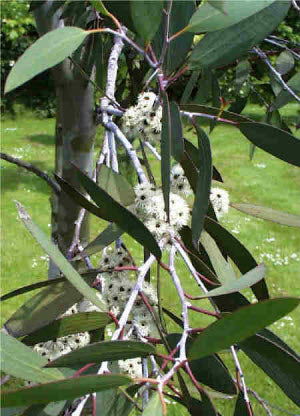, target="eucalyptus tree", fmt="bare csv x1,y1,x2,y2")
2,1,300,416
